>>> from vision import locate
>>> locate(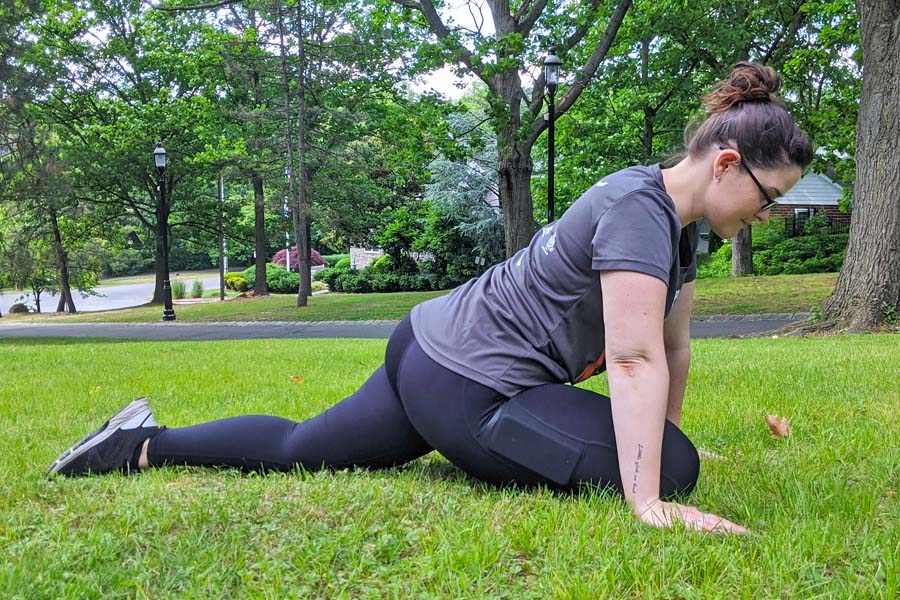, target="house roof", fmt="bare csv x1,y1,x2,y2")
777,172,844,207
